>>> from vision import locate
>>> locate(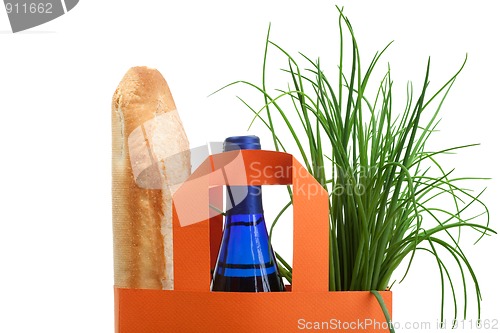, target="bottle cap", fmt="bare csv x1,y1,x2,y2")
223,135,261,151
